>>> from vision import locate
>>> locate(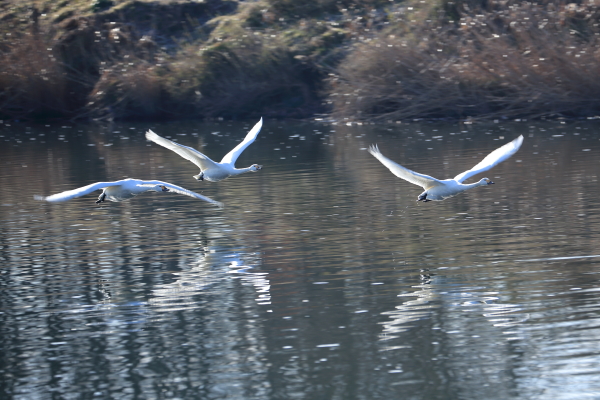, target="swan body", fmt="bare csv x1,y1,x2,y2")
146,118,263,182
34,178,223,207
368,135,523,202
